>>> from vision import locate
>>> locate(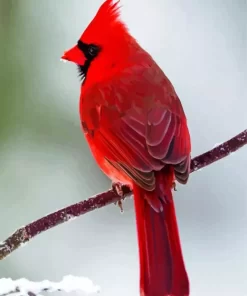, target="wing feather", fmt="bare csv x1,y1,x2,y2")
81,62,191,189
